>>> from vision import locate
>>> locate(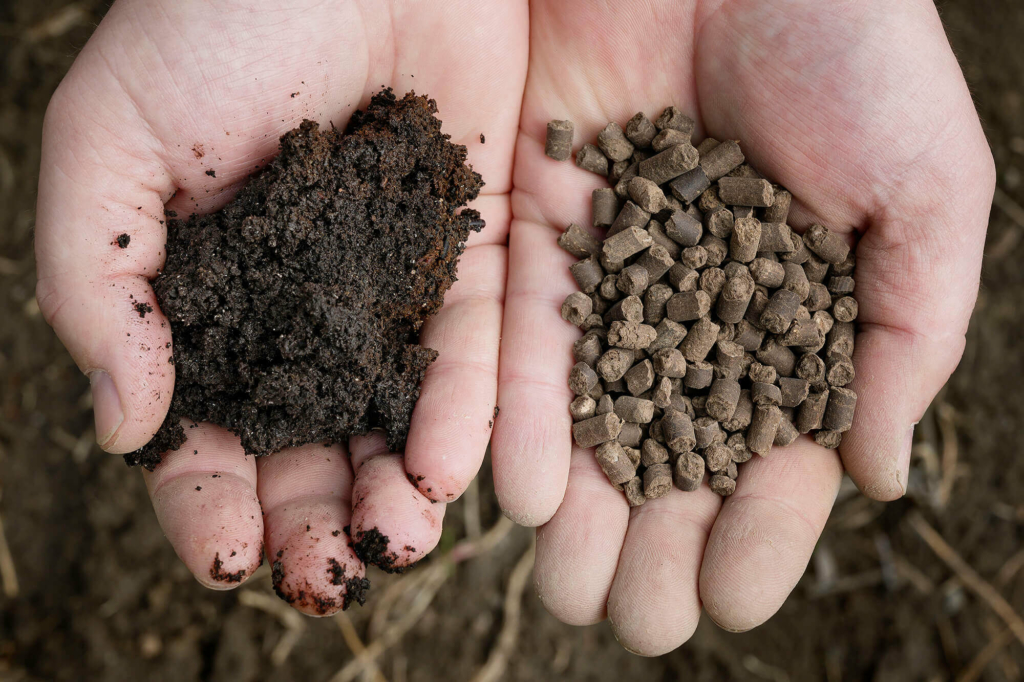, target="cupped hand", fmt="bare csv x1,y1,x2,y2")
36,0,527,614
491,0,993,654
